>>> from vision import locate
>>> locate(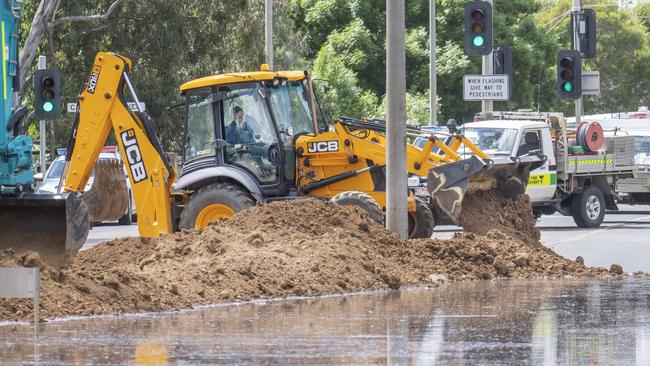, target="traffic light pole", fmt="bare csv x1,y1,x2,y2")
429,0,437,125
38,55,46,174
572,0,583,124
481,0,494,113
386,0,408,239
